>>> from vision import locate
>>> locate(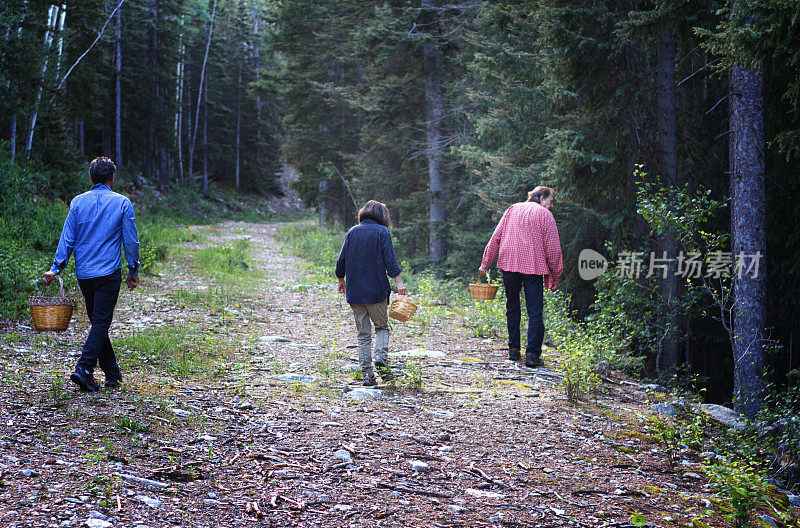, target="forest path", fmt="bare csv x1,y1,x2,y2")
0,221,721,528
